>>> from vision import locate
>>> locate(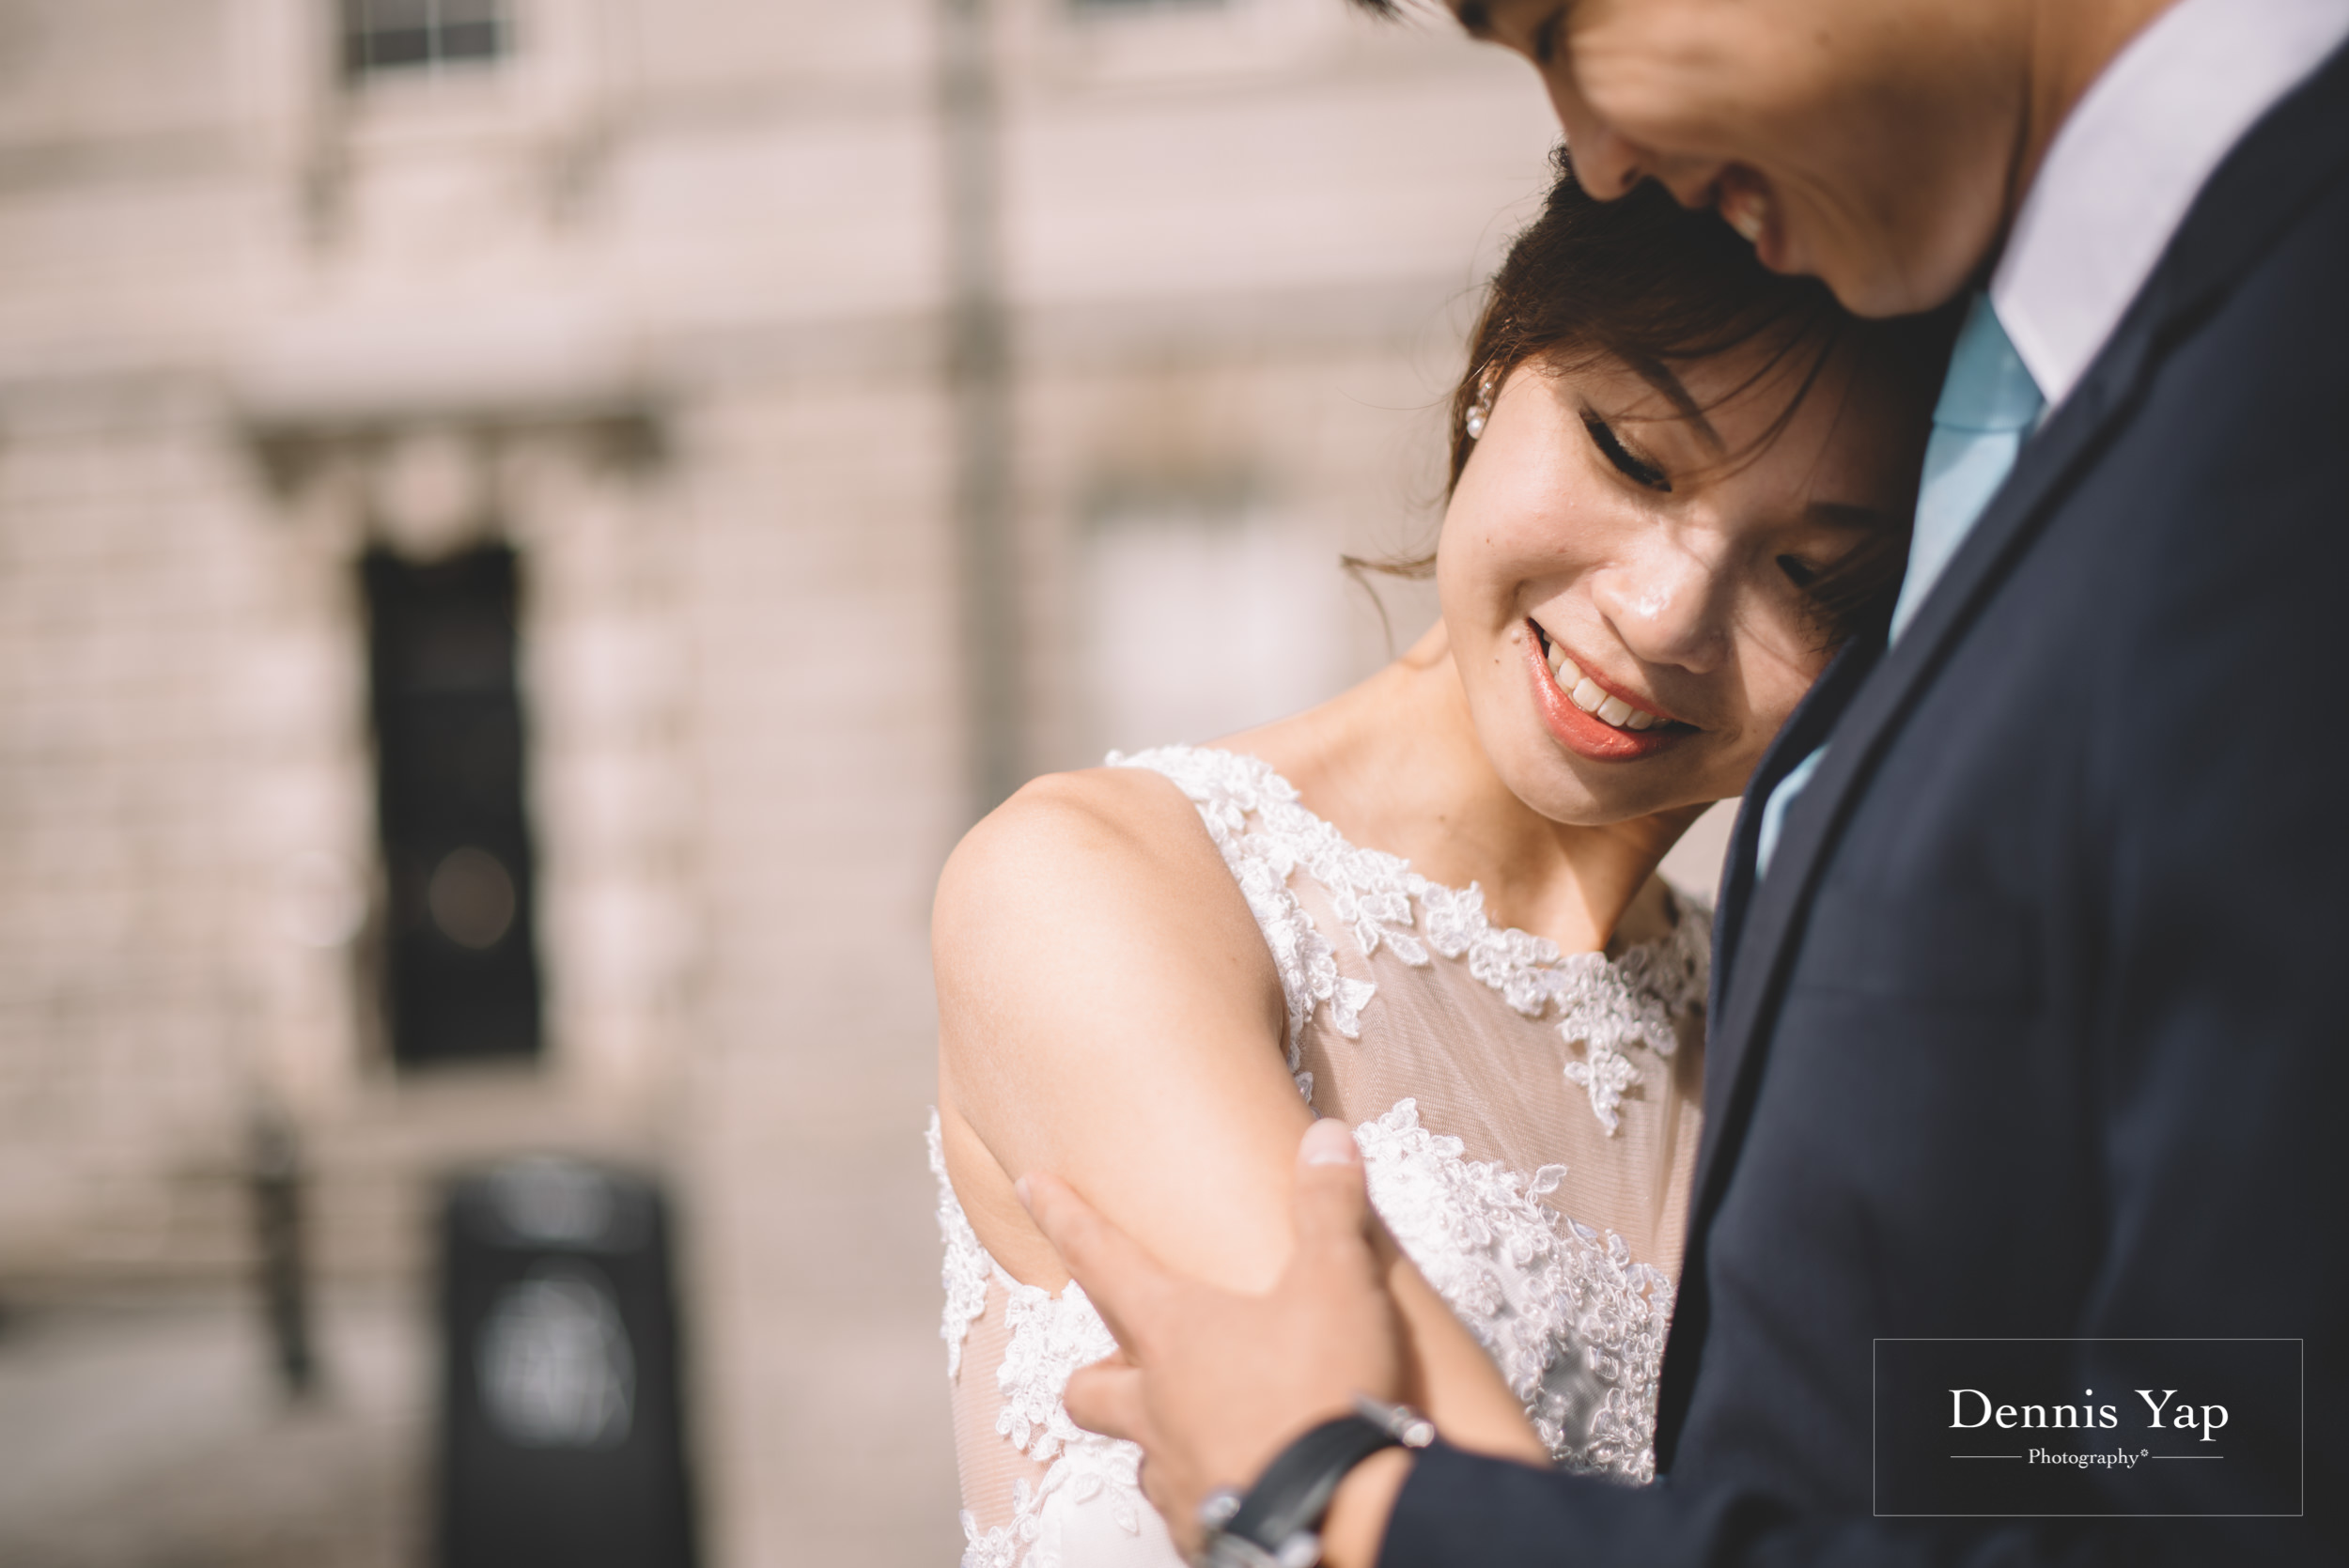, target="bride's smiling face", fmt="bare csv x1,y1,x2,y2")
1438,343,1924,825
